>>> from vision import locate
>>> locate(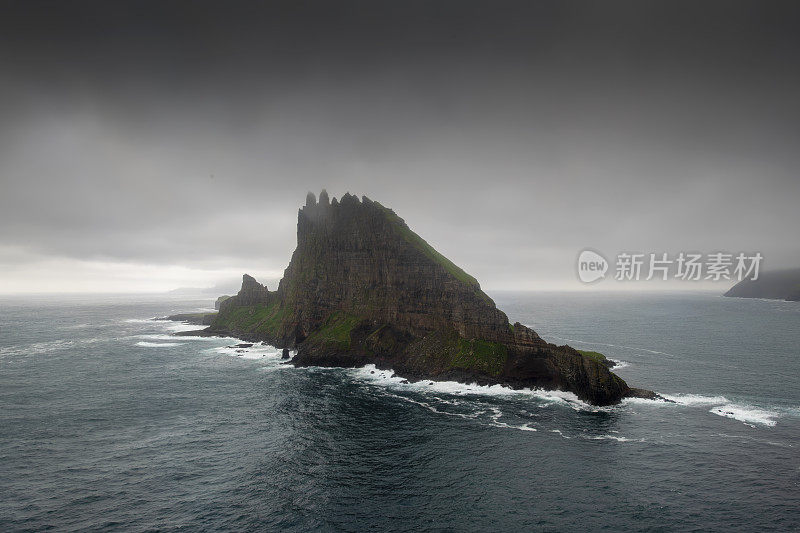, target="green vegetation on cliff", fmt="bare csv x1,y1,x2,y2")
211,301,287,335
454,338,508,376
376,203,494,306
304,312,363,350
577,350,609,365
